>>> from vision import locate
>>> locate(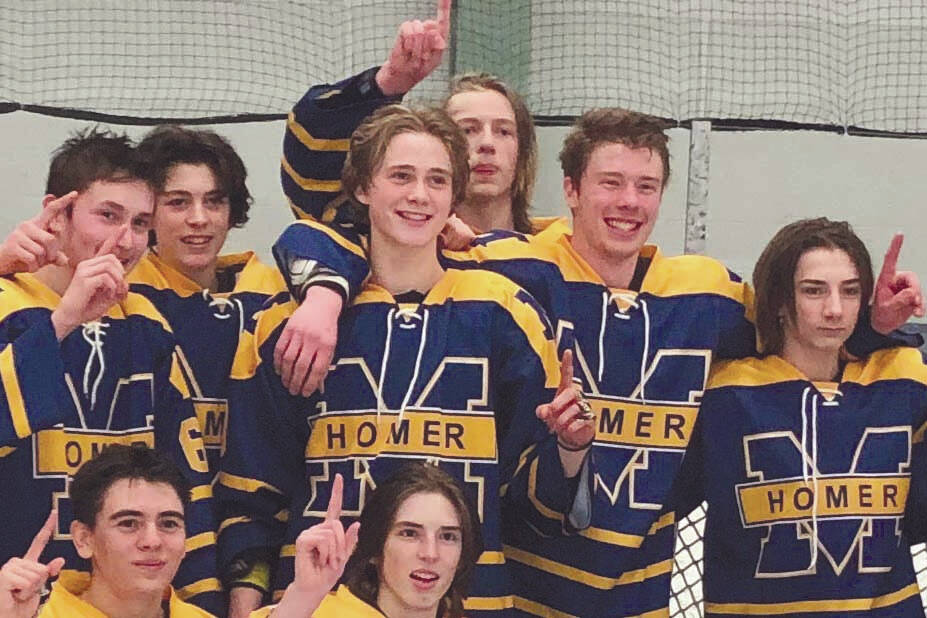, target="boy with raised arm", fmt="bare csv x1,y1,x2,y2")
275,0,559,396
0,130,220,614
